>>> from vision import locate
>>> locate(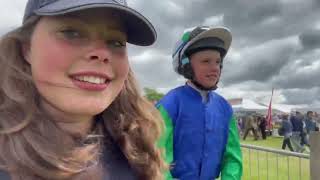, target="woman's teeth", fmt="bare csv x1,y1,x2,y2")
74,76,107,84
